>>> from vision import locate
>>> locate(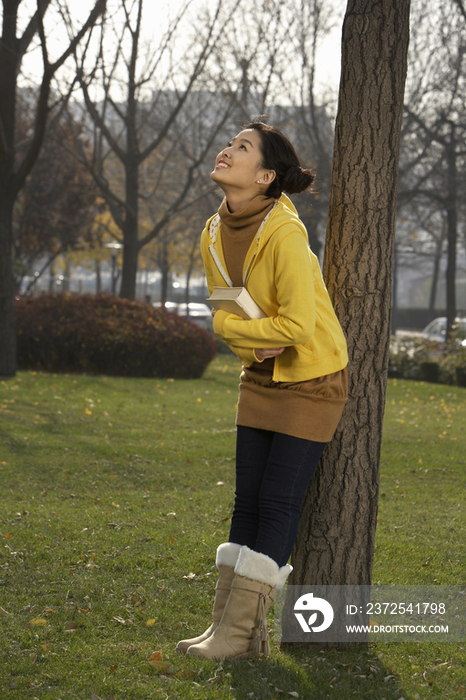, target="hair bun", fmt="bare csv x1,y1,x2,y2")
243,121,316,198
282,165,315,195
